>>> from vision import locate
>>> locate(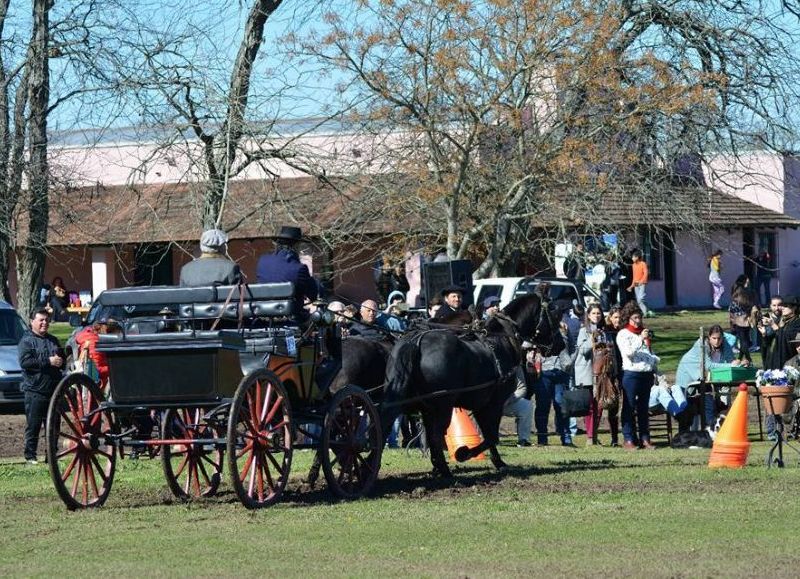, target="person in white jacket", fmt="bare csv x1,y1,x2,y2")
616,302,660,450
